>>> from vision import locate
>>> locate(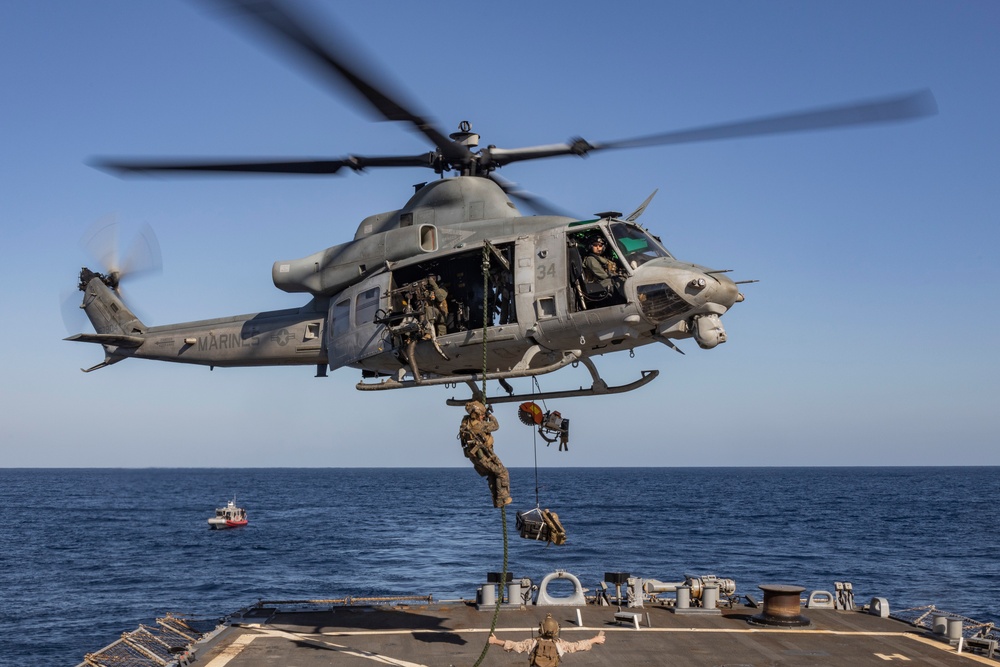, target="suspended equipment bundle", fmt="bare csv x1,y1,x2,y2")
515,507,567,546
